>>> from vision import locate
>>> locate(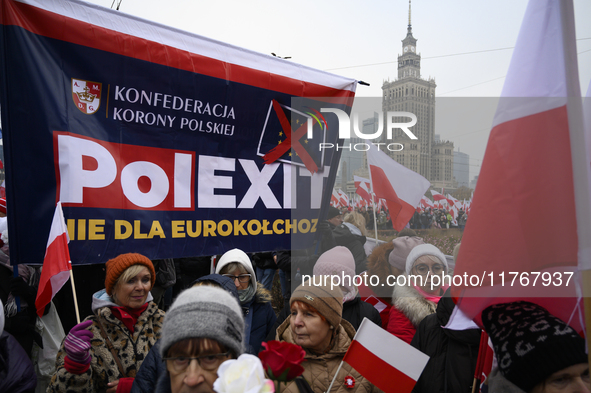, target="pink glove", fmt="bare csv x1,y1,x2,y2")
64,320,94,365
